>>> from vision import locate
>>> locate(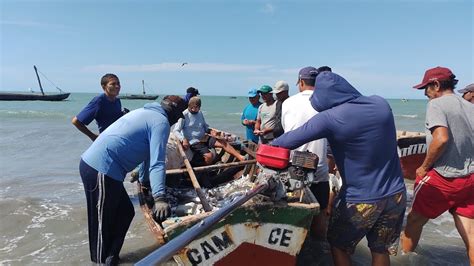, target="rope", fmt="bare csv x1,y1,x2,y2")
37,69,64,93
